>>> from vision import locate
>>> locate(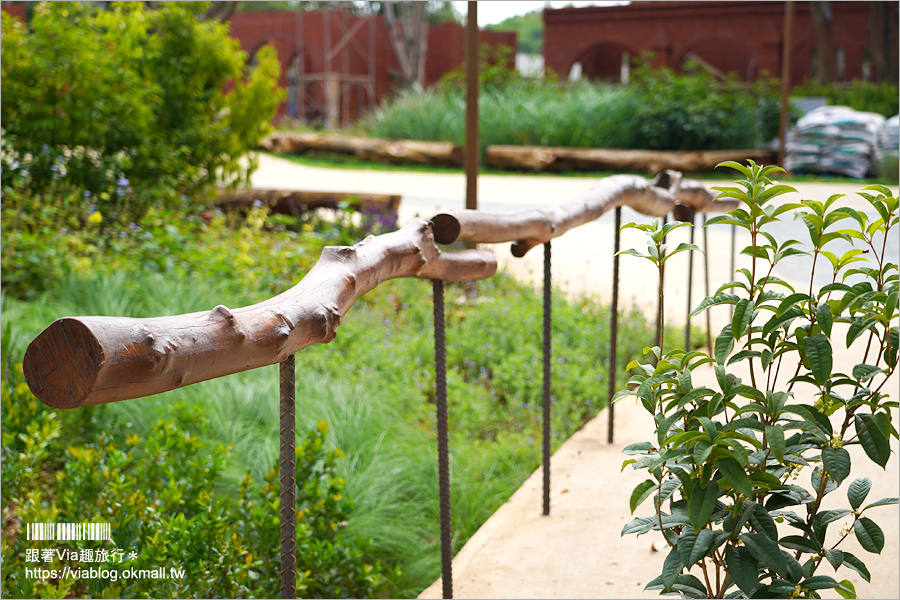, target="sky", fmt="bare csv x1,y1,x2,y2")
449,1,628,27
